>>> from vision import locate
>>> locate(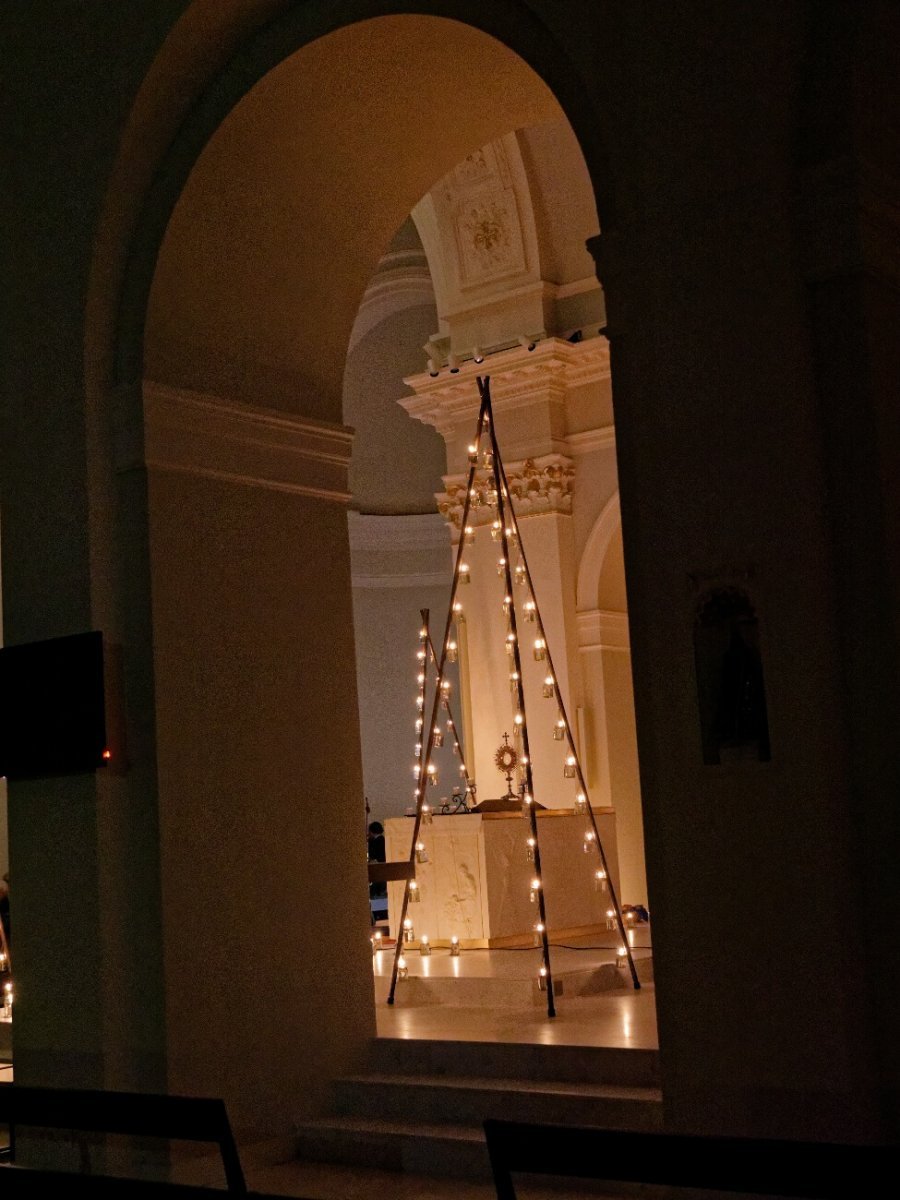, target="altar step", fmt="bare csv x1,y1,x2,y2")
293,1038,662,1182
